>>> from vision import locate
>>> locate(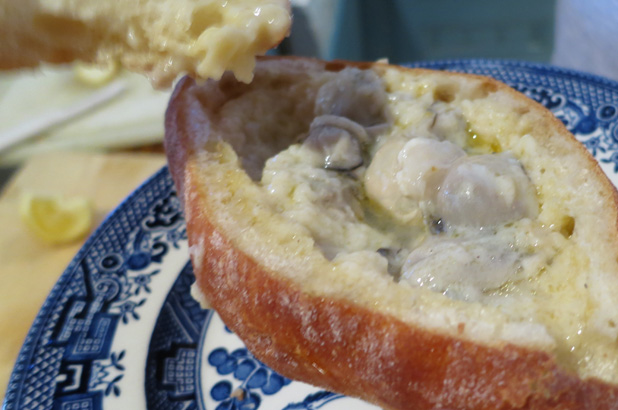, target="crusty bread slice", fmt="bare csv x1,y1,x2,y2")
0,0,290,87
165,57,618,410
